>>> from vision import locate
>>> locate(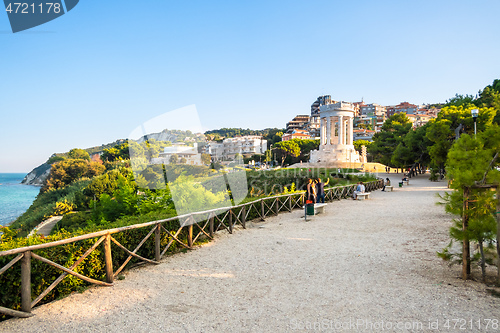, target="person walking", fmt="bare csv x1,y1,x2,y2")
315,177,330,203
